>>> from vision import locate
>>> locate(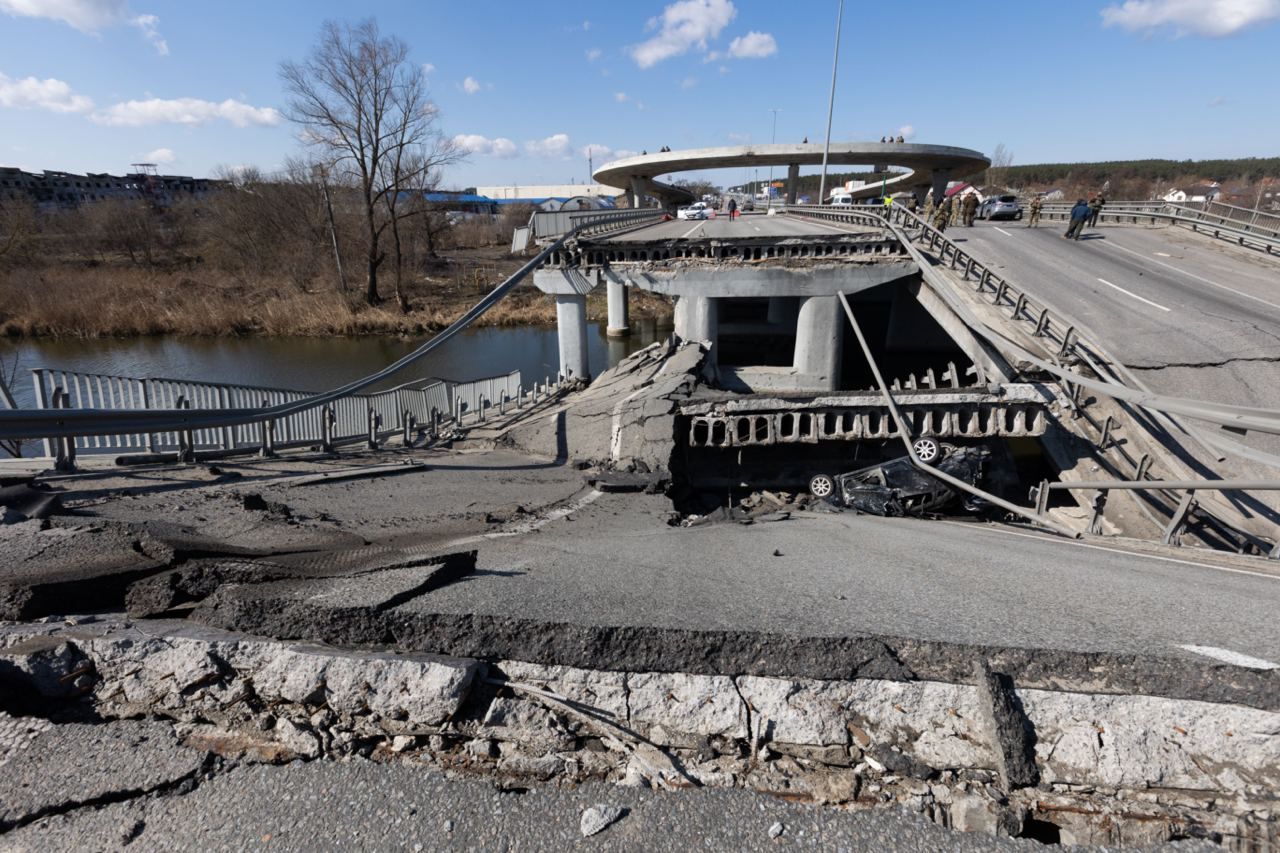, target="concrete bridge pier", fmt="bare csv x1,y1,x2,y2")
786,163,800,204
793,295,843,391
629,176,645,209
605,271,630,337
674,295,719,348
930,169,951,205
555,294,590,381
